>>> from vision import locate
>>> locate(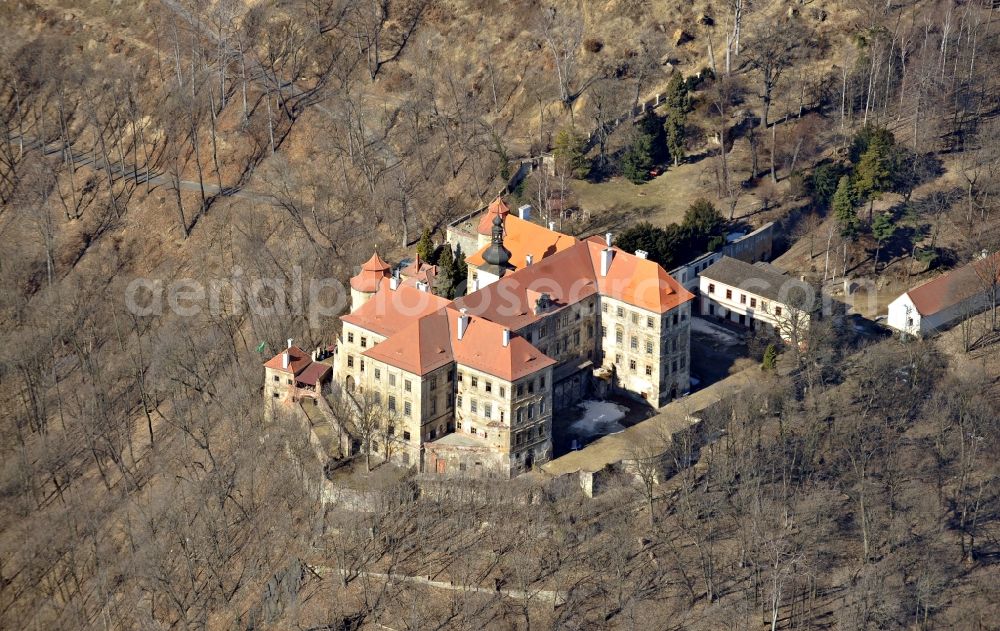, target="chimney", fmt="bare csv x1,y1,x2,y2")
471,278,480,292
601,248,614,277
390,274,400,290
416,280,428,292
287,337,293,349
311,350,317,361
635,249,648,259
605,232,613,247
518,204,532,220
502,328,510,347
525,254,533,266
457,308,469,340
548,221,556,231
281,352,290,369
